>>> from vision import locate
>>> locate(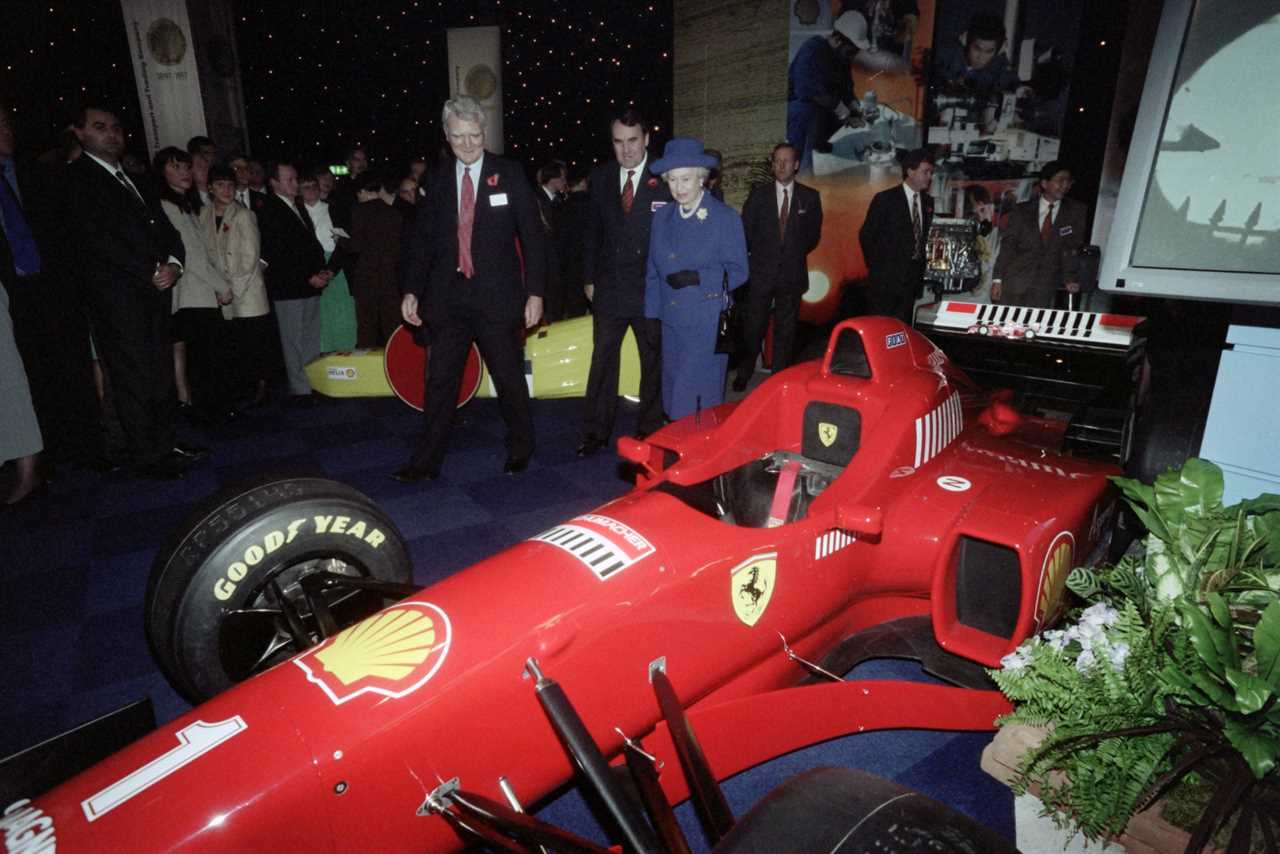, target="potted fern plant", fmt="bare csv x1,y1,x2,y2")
987,458,1280,852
